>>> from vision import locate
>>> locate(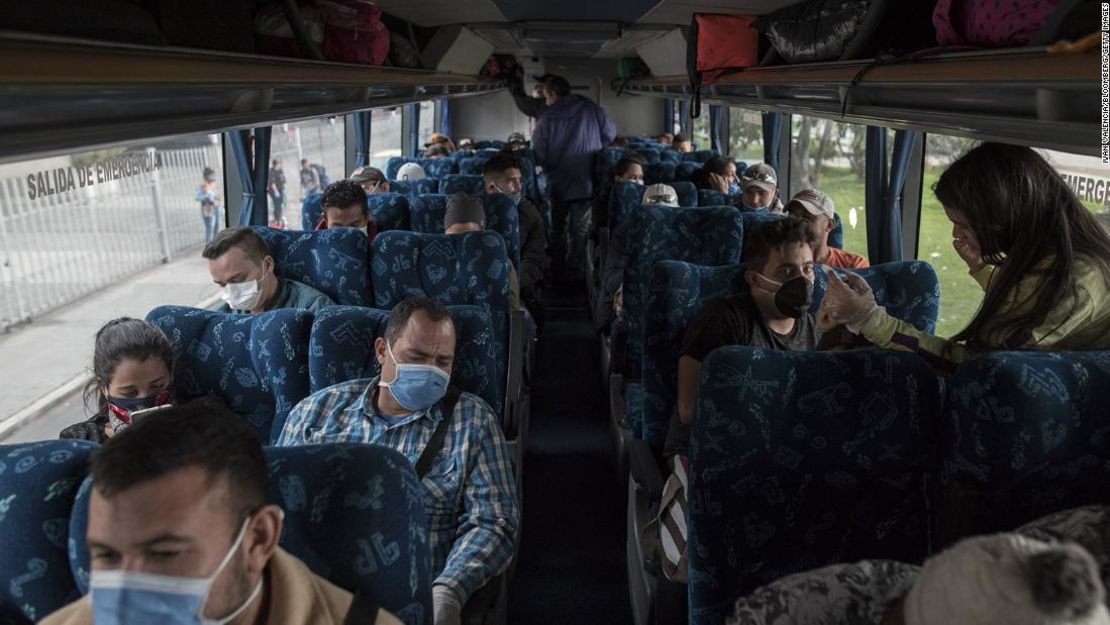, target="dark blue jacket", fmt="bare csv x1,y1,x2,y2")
533,95,616,202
